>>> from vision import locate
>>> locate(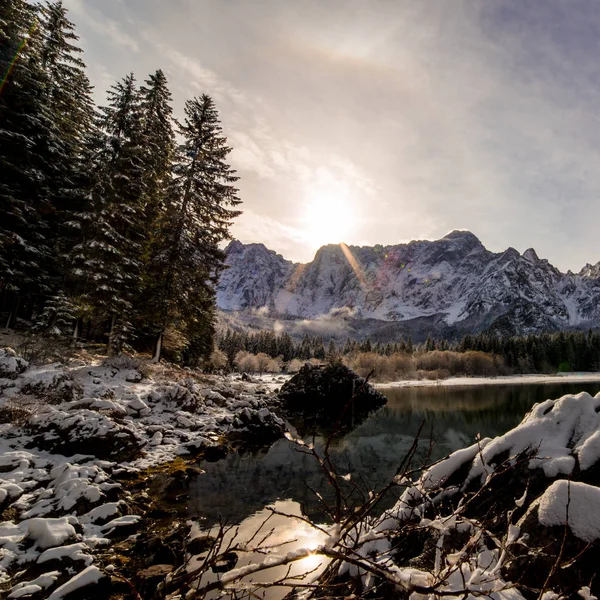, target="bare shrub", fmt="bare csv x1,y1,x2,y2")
0,394,43,425
463,350,496,376
234,351,258,373
255,352,272,374
12,334,75,365
286,358,305,373
266,355,283,373
204,348,228,372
